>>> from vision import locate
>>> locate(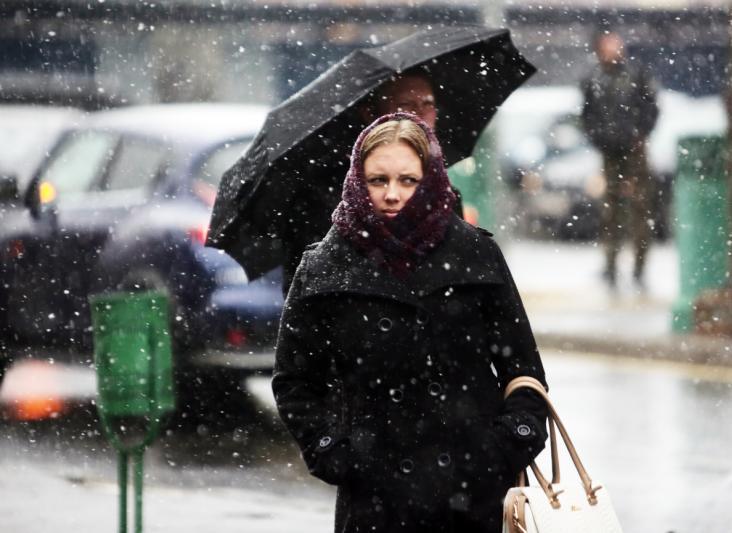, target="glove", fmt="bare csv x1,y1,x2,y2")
306,435,353,485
